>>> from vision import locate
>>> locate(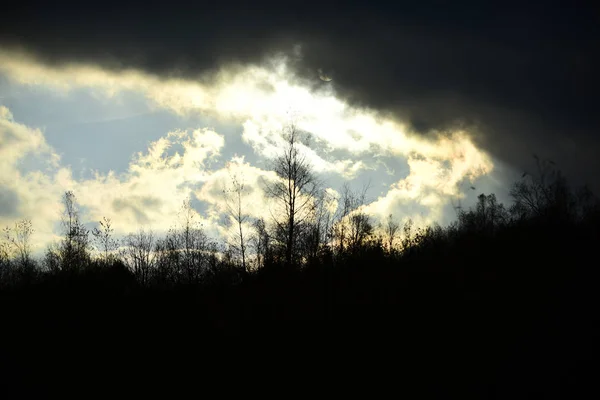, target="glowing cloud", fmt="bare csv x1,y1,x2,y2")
0,47,494,248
